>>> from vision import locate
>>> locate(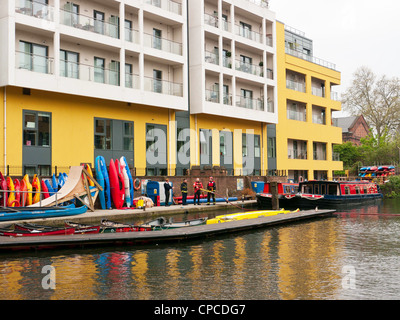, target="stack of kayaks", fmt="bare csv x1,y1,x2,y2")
0,171,68,208
95,156,134,210
206,208,299,224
